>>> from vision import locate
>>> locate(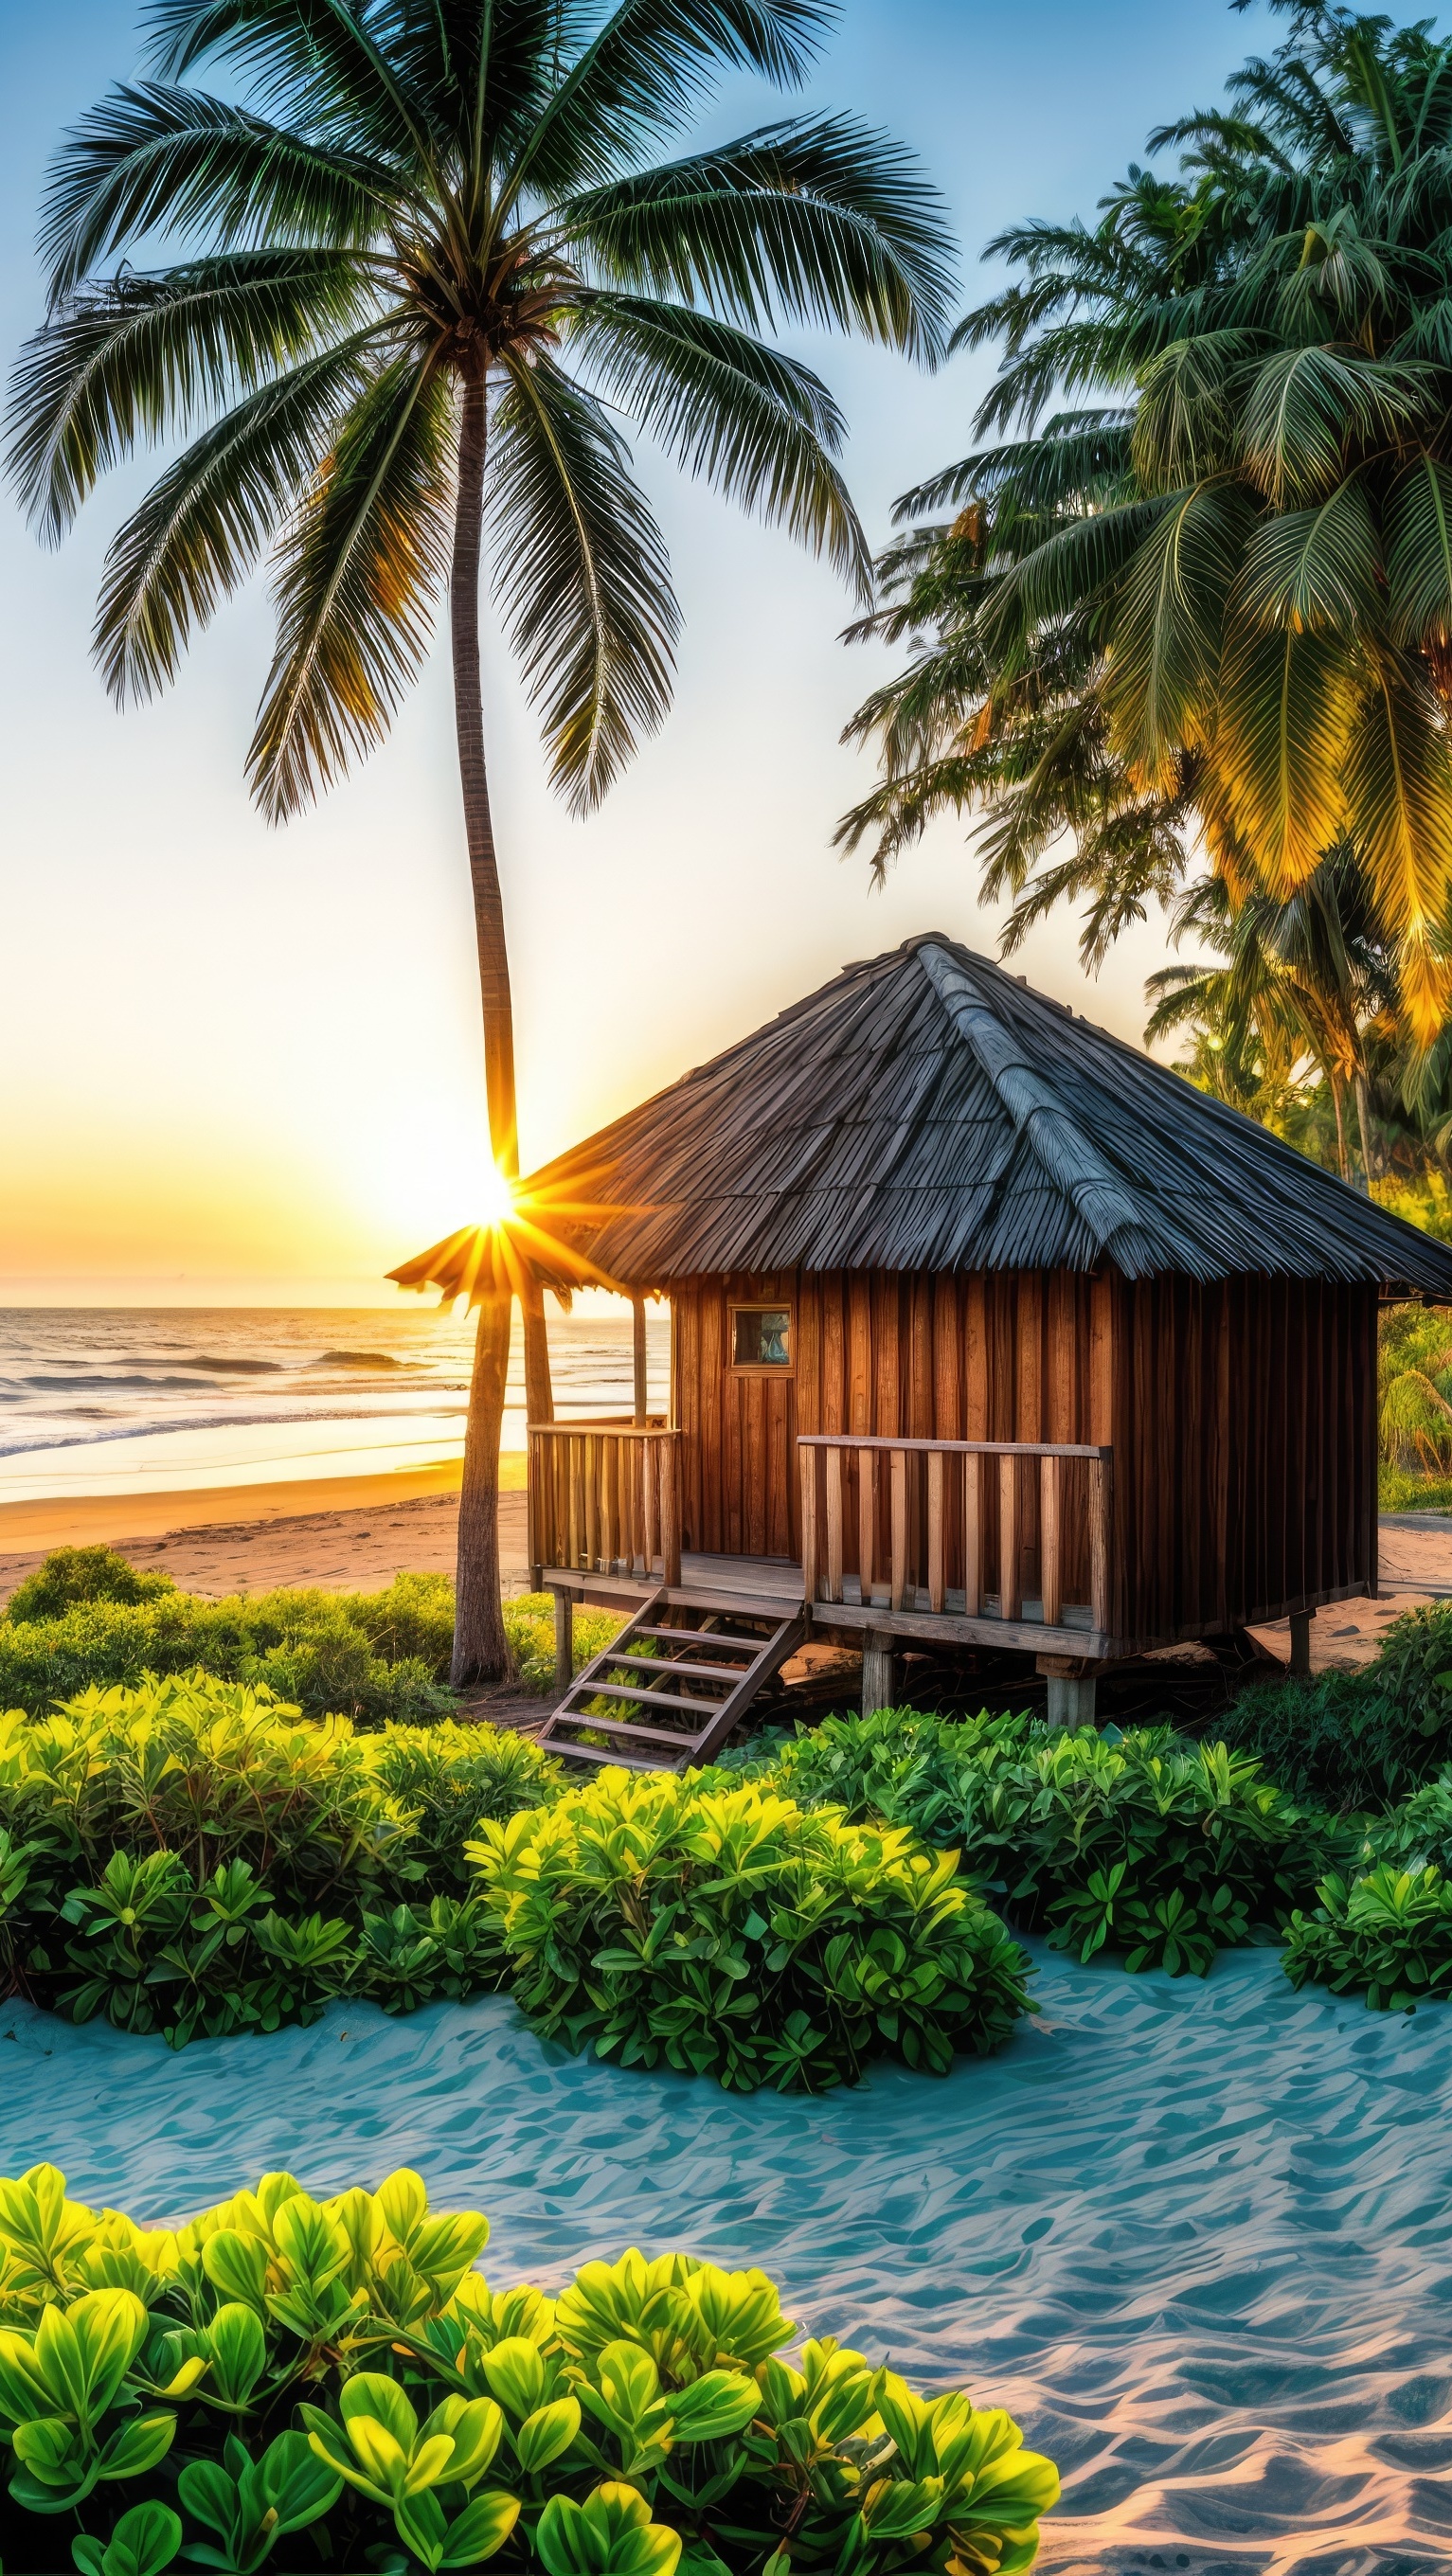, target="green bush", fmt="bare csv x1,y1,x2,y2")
0,1569,457,1726
768,1709,1337,1977
0,2165,1059,2576
468,1767,1034,2091
4,1544,176,1622
1282,1861,1452,2009
764,1706,1045,1833
0,1555,627,1722
1224,1601,1452,1808
1365,1767,1452,1874
0,1677,563,2043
